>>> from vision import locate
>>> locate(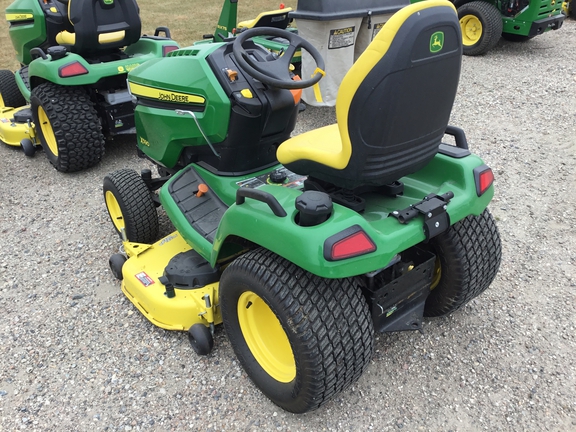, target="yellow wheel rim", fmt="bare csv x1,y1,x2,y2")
105,190,125,233
430,257,442,290
37,106,58,156
0,93,5,109
460,15,482,46
237,291,296,383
